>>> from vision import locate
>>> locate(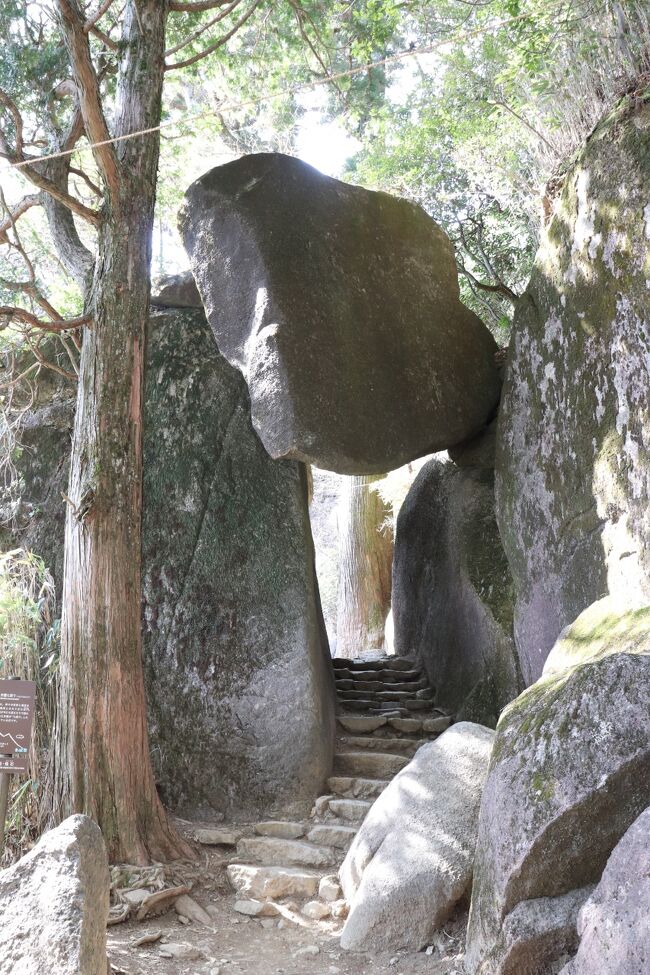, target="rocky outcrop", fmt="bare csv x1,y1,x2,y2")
496,94,650,683
480,887,592,975
393,452,519,726
339,722,494,951
180,152,502,476
150,270,202,308
465,597,650,974
0,815,109,975
2,308,335,820
560,807,650,975
143,307,334,818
